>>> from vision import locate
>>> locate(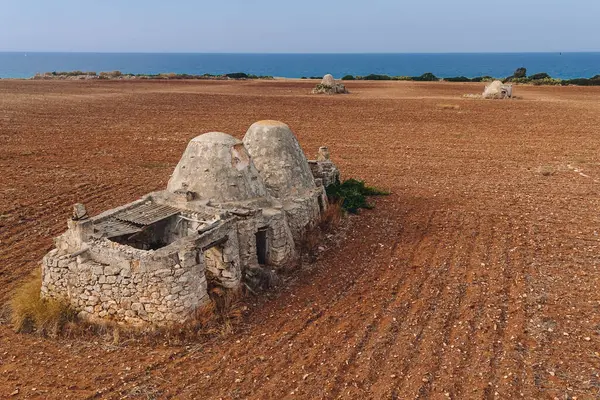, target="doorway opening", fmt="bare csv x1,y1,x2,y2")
255,228,268,265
